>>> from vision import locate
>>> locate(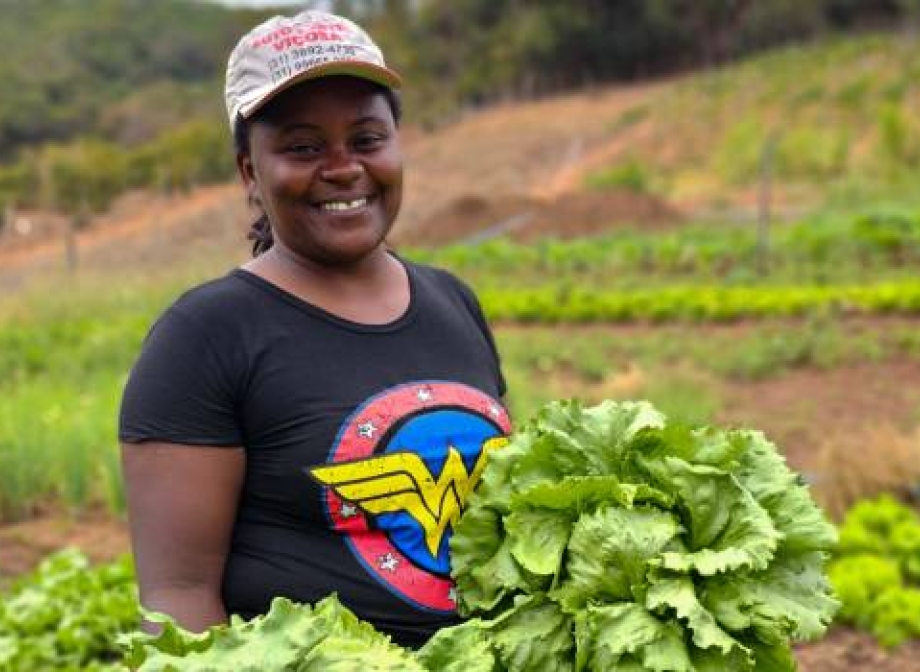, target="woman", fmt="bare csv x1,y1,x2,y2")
119,10,510,648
